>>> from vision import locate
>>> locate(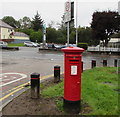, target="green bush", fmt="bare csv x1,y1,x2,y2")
77,43,88,50
30,30,42,42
